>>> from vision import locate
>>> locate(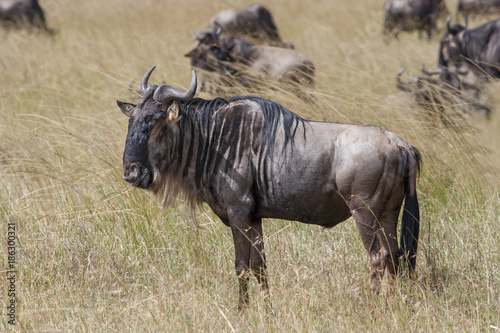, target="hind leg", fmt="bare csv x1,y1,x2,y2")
351,208,387,292
351,207,400,288
352,202,402,291
378,211,400,286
